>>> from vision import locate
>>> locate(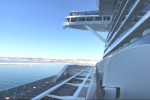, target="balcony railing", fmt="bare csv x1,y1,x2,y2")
69,10,99,16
